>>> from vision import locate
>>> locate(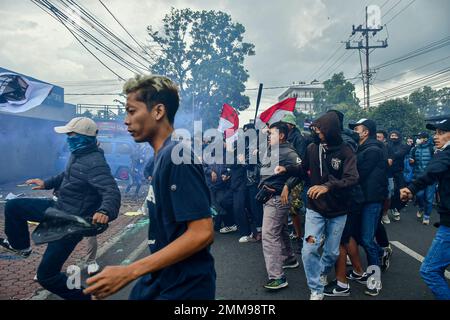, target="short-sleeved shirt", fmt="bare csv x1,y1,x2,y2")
129,137,216,300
